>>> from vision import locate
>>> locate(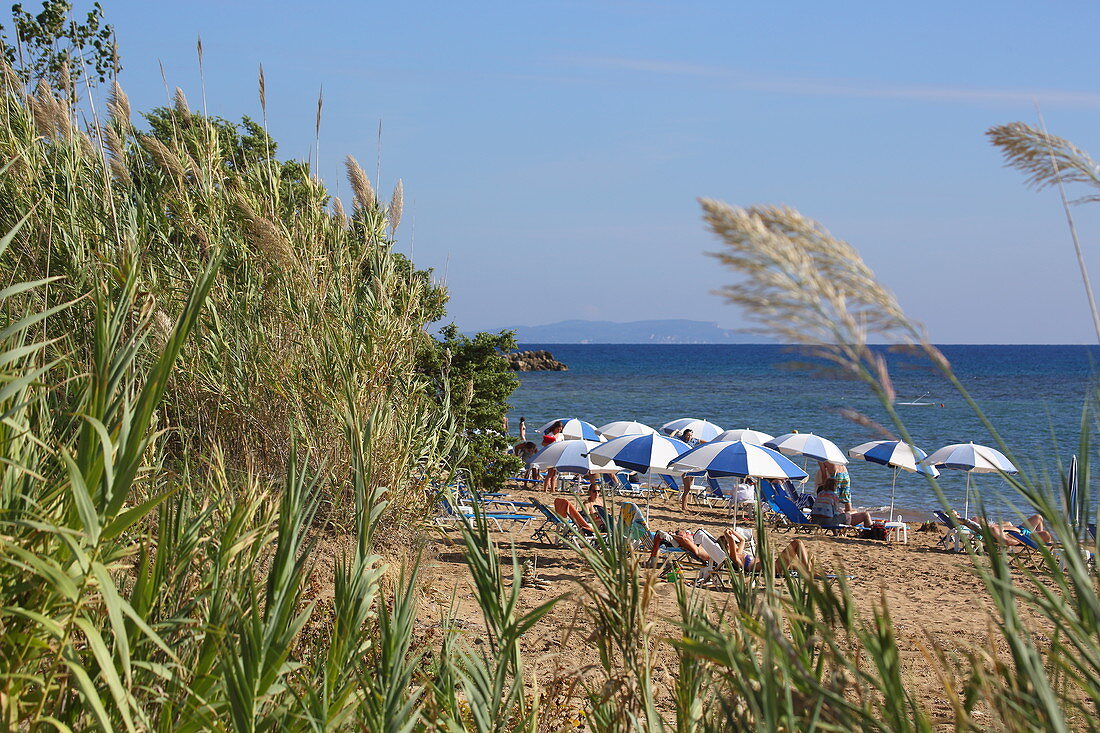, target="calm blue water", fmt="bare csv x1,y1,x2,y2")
506,345,1100,520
